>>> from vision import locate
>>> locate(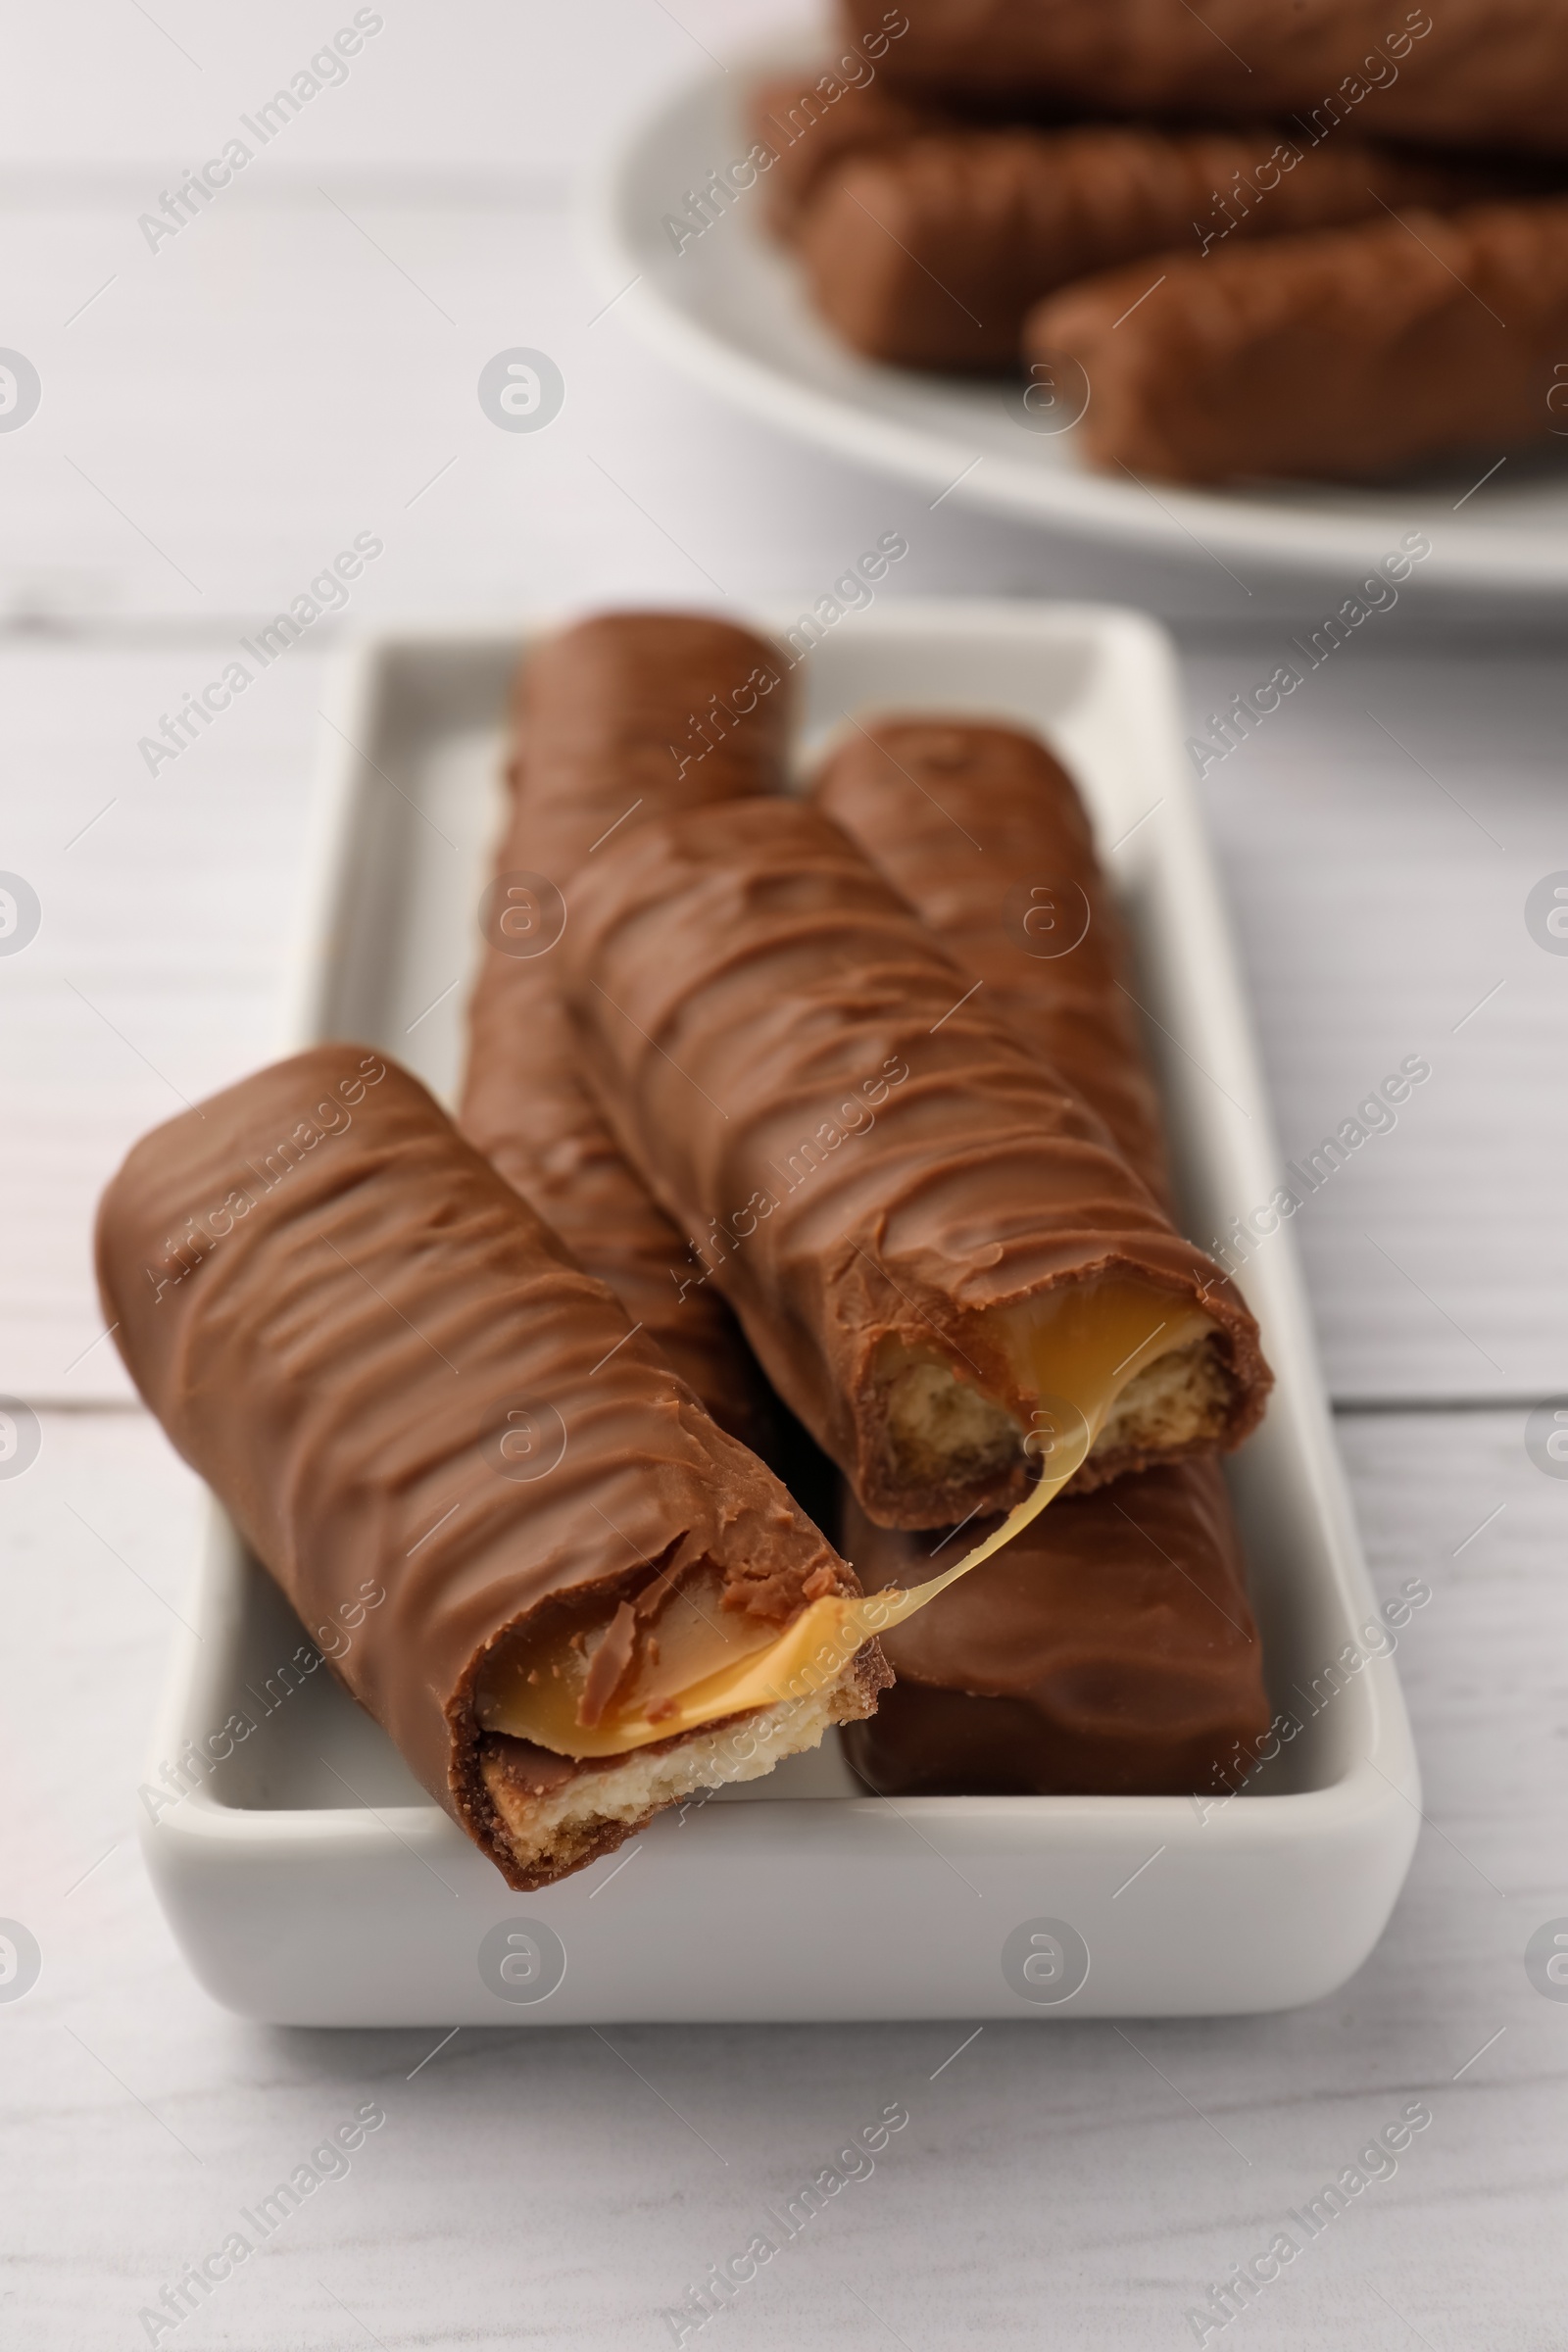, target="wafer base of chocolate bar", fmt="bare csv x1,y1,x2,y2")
482,1648,889,1887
